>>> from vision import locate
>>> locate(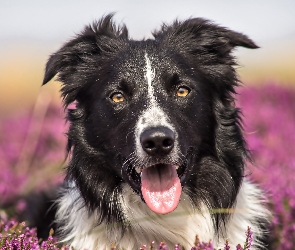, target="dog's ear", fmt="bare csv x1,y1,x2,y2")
42,14,128,106
155,18,258,58
185,18,259,49
218,25,259,50
42,33,97,85
43,14,128,85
